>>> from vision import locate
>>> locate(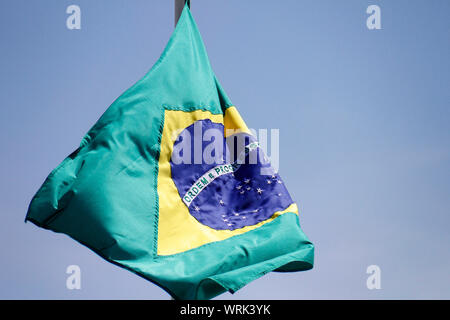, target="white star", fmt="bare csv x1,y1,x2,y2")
252,209,259,213
267,180,272,184
246,187,251,191
271,174,276,179
234,213,239,216
236,185,242,190
219,199,225,205
256,188,263,194
277,180,282,184
194,206,200,211
240,190,245,194
244,178,251,184
277,193,282,196
223,218,228,222
227,223,232,227
242,216,246,219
